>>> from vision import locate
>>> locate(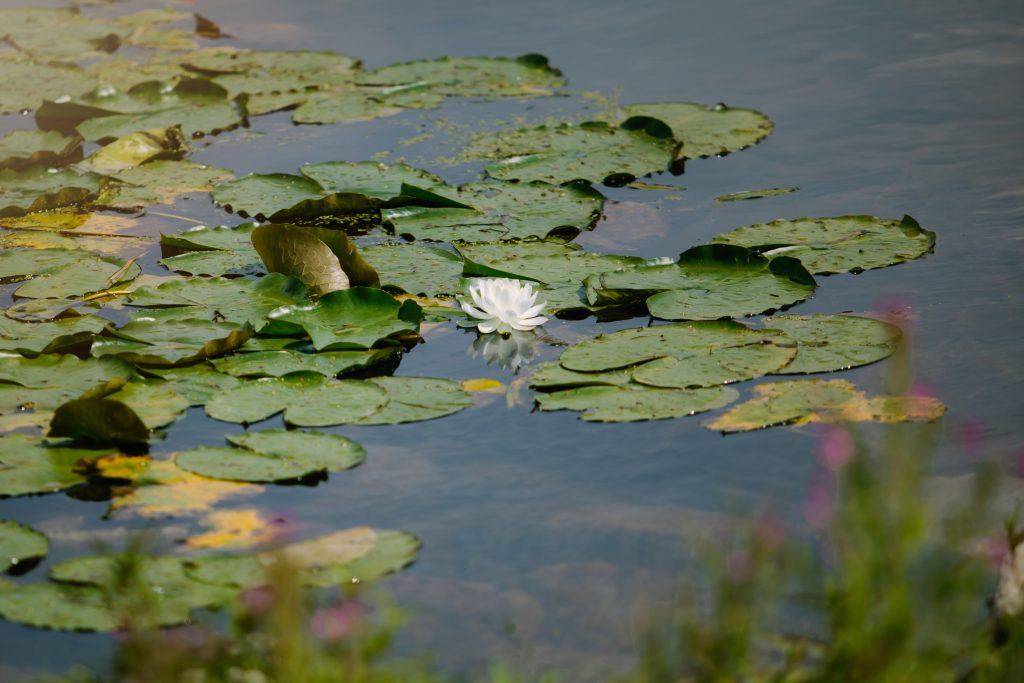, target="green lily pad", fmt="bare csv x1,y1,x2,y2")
96,160,235,211
141,365,241,406
93,318,252,367
528,362,633,390
536,384,739,422
267,288,422,351
291,89,406,124
384,181,604,242
557,321,795,388
613,102,773,159
159,249,262,277
204,373,389,426
76,101,244,143
126,273,308,328
184,527,420,589
300,160,447,198
0,315,107,357
762,314,901,375
712,215,936,274
465,118,678,185
0,354,134,392
703,379,946,433
362,243,463,297
0,168,101,218
78,126,186,174
211,349,394,378
251,224,380,296
0,583,117,631
176,430,364,483
4,10,130,63
185,48,359,83
585,244,816,320
0,57,97,114
47,398,150,448
161,222,258,252
355,376,473,425
9,251,140,300
716,187,798,203
0,520,48,573
460,240,645,286
356,54,564,98
212,173,334,220
158,222,260,276
108,382,189,430
0,130,82,171
0,433,115,497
